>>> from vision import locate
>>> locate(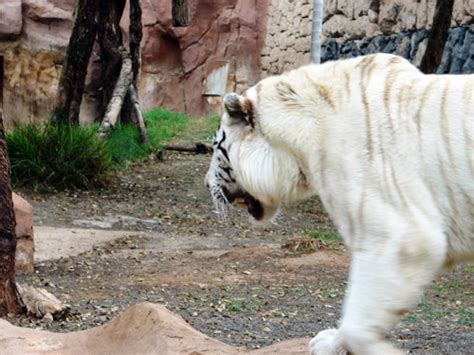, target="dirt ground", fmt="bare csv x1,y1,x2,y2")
12,152,473,353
